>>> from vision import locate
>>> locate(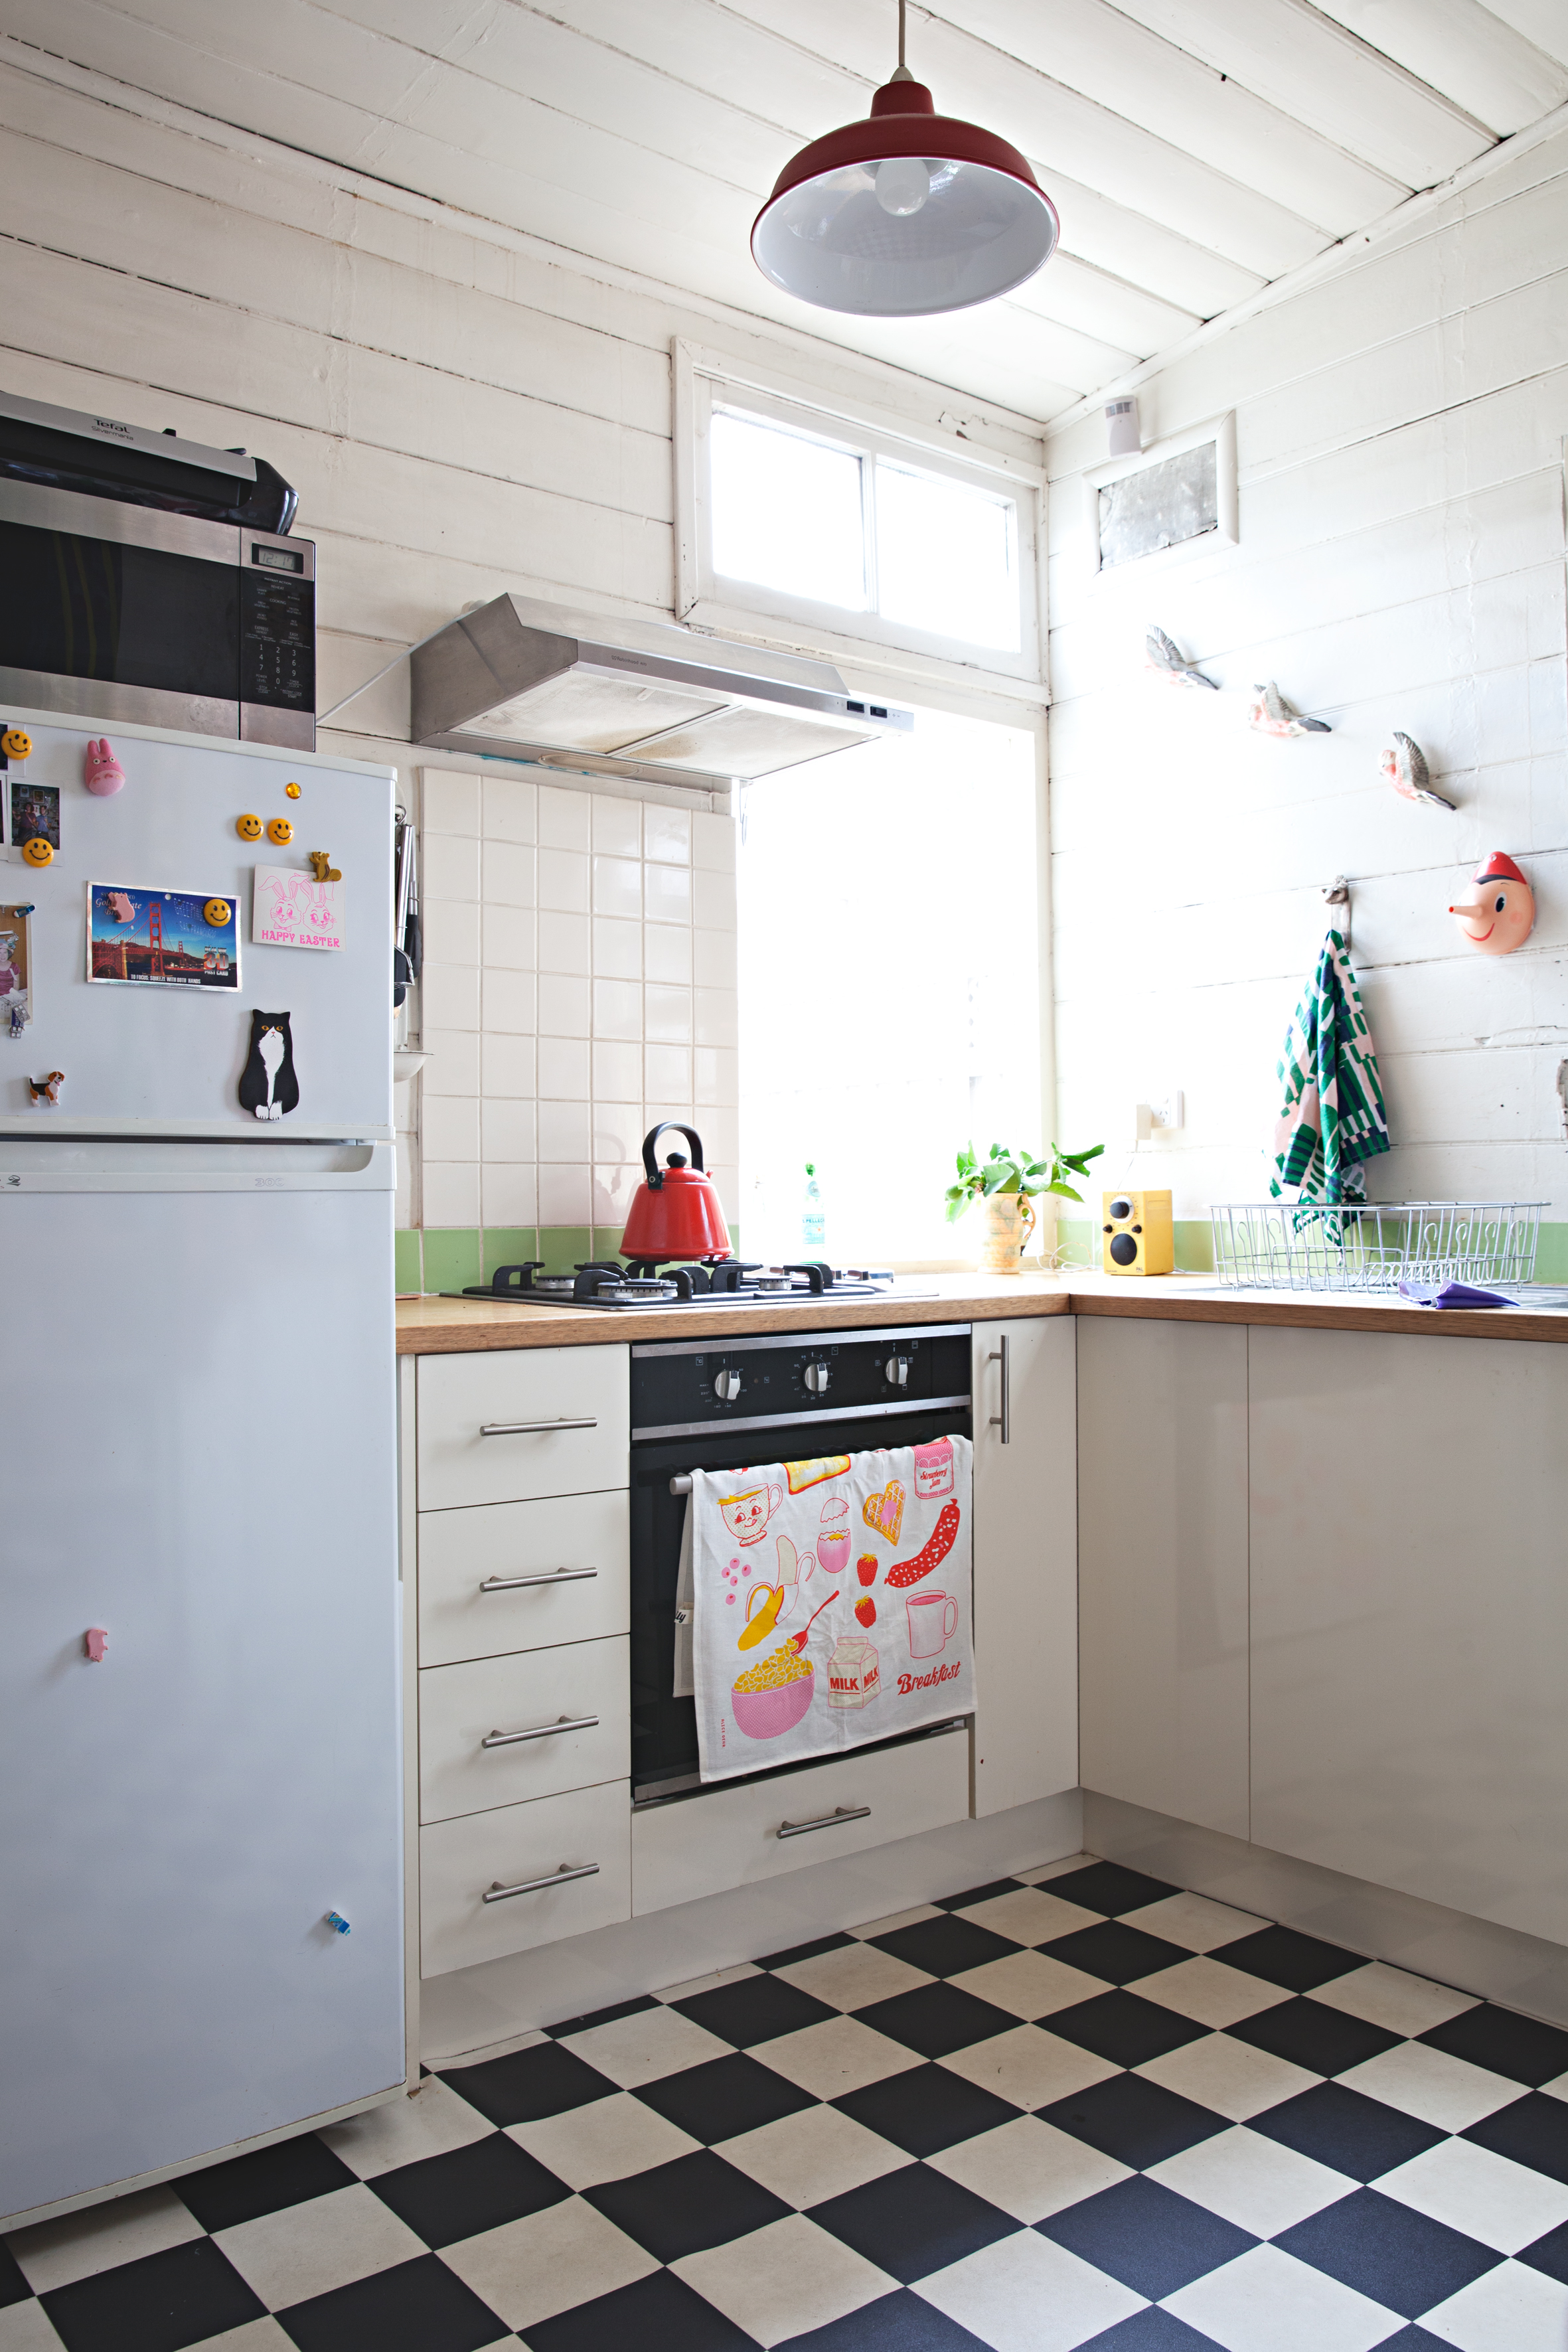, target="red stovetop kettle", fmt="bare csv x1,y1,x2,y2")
619,1122,732,1265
